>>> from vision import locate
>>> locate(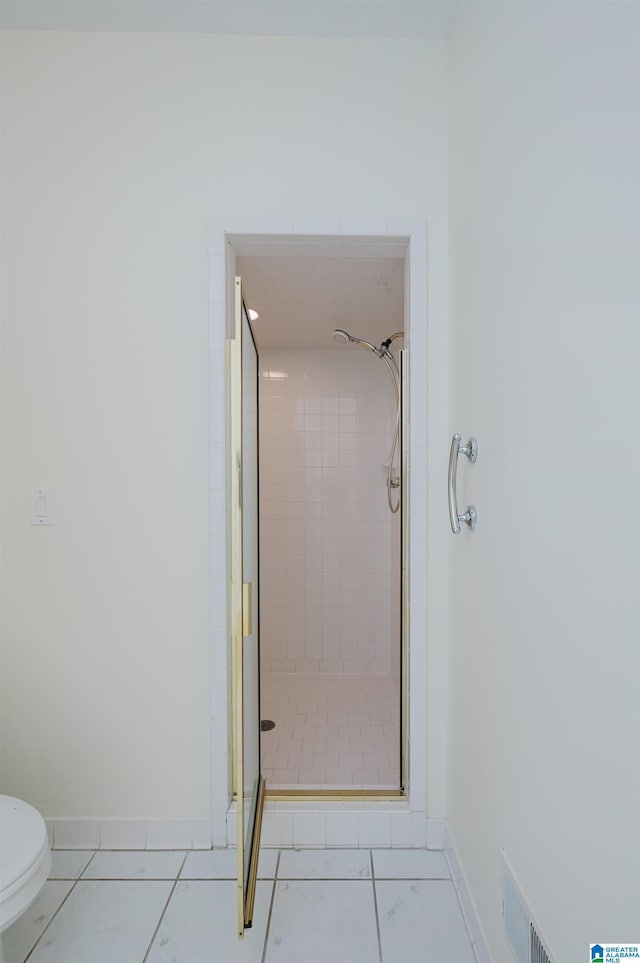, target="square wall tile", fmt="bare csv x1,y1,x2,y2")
191,820,212,850
261,812,293,848
358,813,391,847
53,819,100,850
292,814,325,847
411,813,428,849
146,820,193,850
211,812,227,849
99,820,146,850
325,813,359,847
390,812,412,848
